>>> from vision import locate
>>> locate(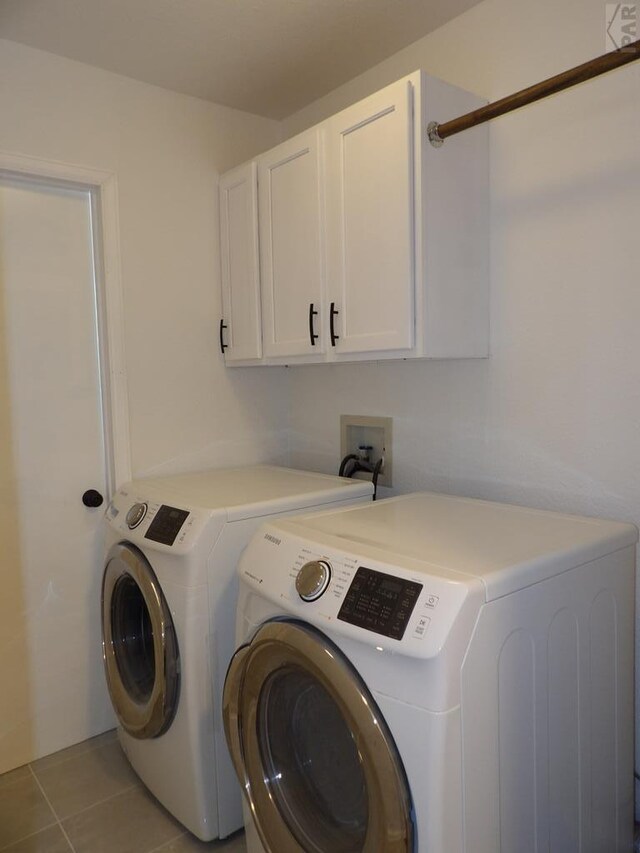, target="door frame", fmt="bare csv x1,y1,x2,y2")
0,149,131,490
